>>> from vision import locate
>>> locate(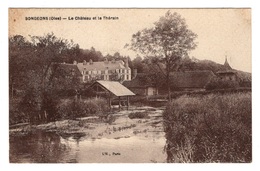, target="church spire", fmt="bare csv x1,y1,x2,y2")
224,55,232,70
